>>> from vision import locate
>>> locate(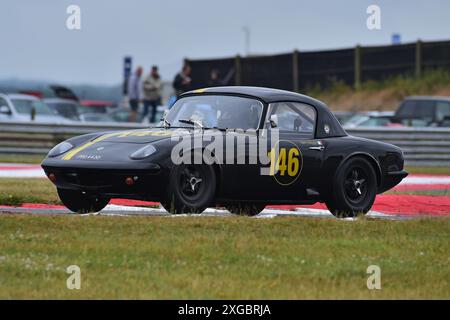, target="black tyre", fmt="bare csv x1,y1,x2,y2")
161,164,216,214
57,188,110,214
325,157,377,218
225,203,266,216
